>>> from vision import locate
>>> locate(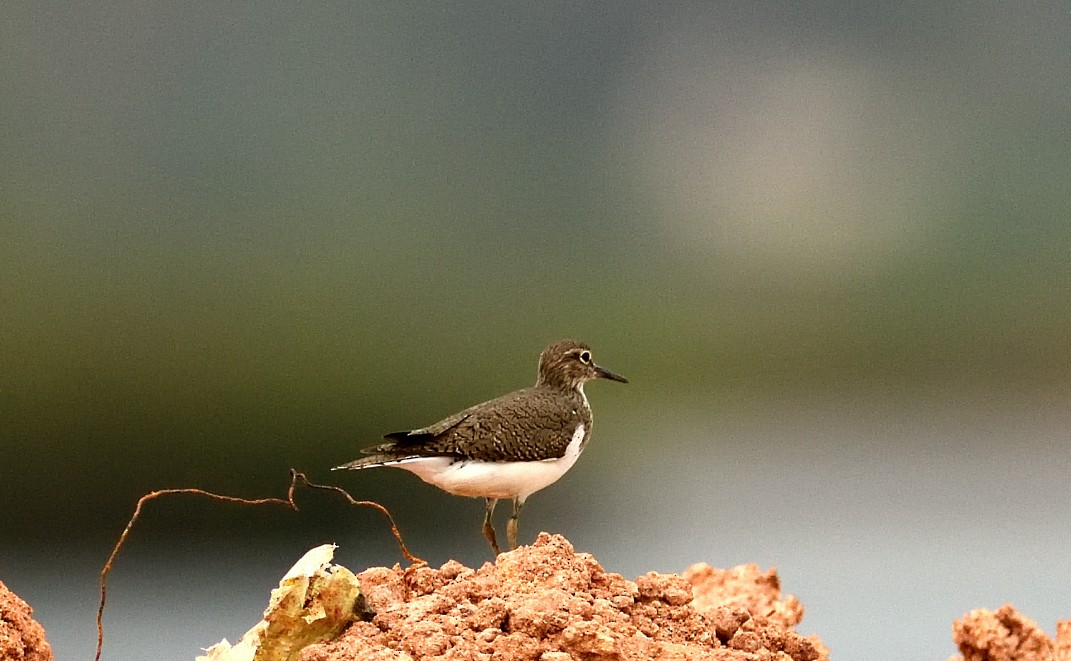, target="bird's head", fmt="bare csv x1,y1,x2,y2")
536,339,628,390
